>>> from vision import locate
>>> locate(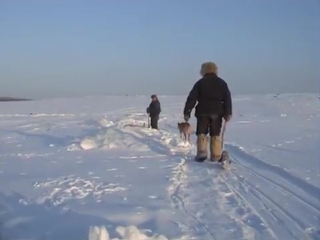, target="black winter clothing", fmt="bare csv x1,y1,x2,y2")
150,115,159,129
196,115,223,136
183,73,232,118
147,99,161,129
147,100,161,117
